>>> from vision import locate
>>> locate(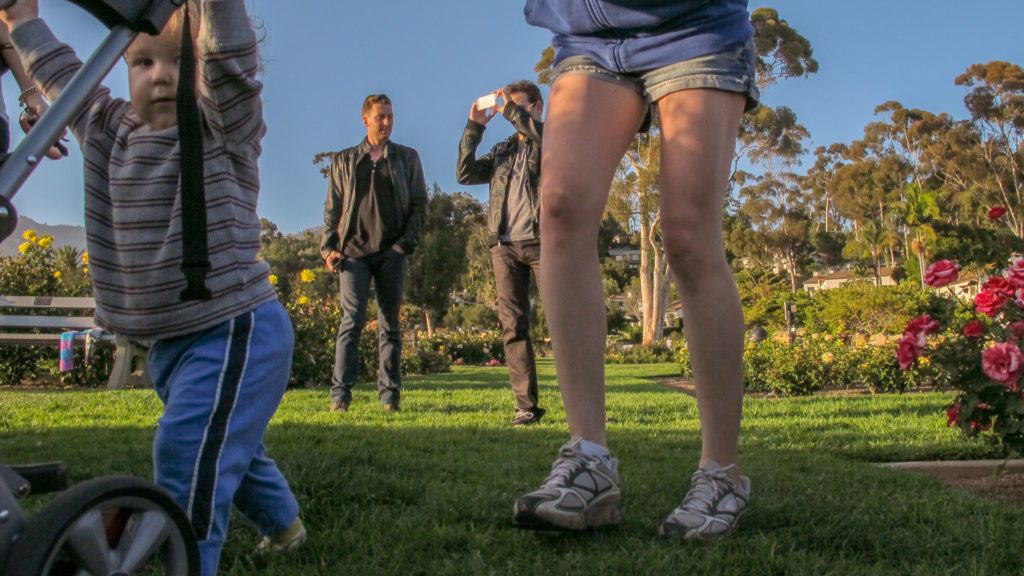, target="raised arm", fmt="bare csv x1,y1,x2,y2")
3,3,126,147
197,0,264,148
504,100,543,144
